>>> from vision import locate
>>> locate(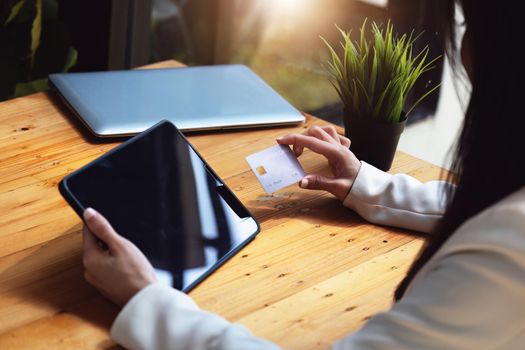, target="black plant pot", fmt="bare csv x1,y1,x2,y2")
344,111,407,171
